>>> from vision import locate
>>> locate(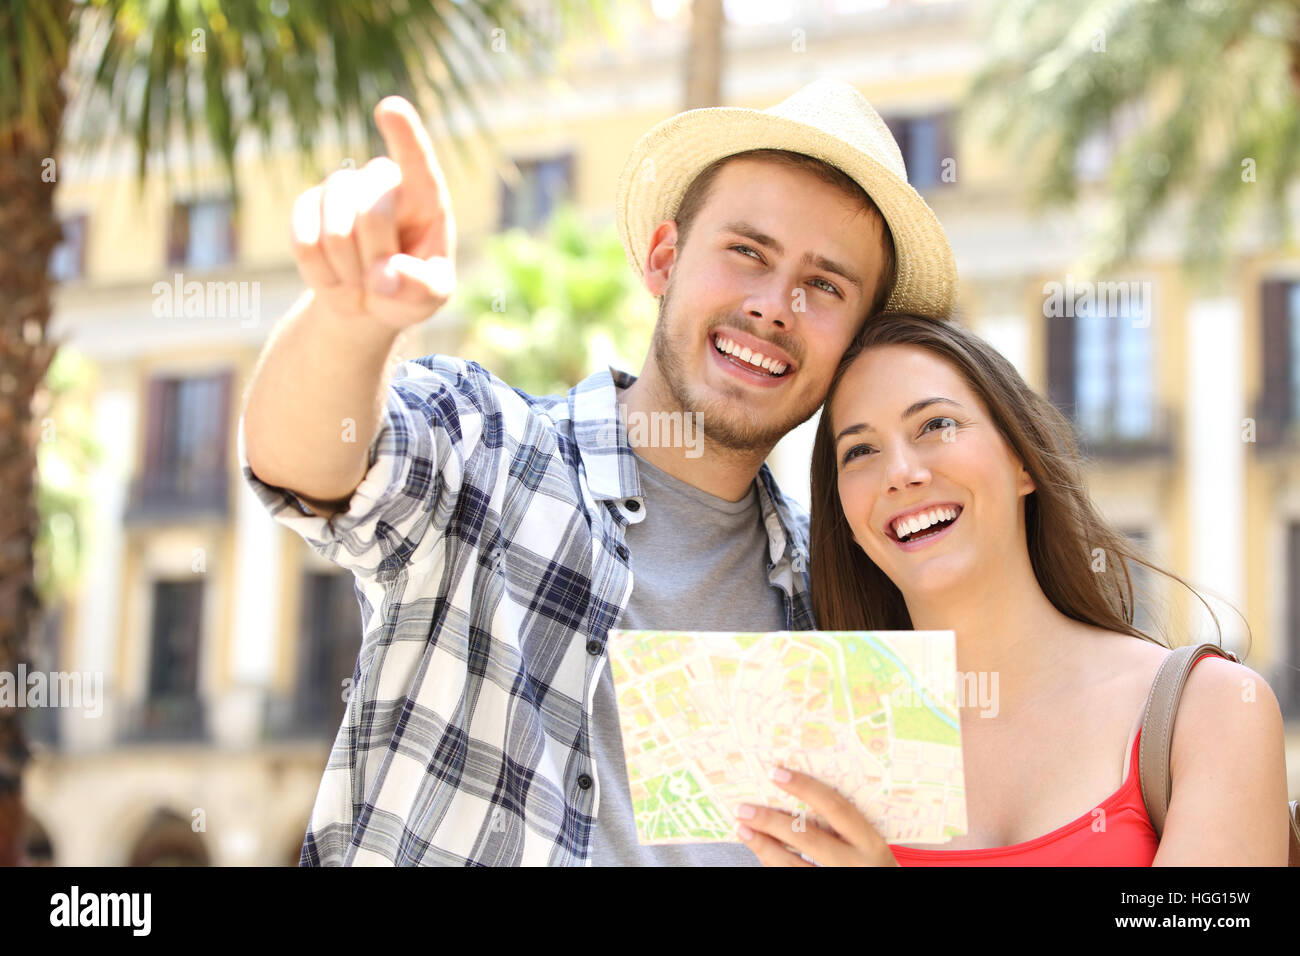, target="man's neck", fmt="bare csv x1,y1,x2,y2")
616,378,771,503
